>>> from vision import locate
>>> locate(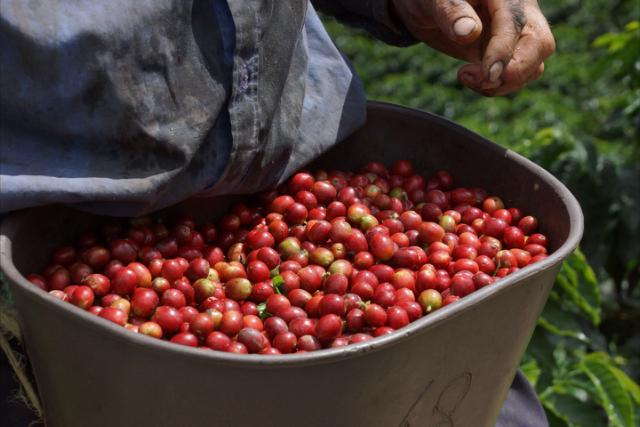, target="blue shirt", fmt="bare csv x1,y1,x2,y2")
0,1,413,215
